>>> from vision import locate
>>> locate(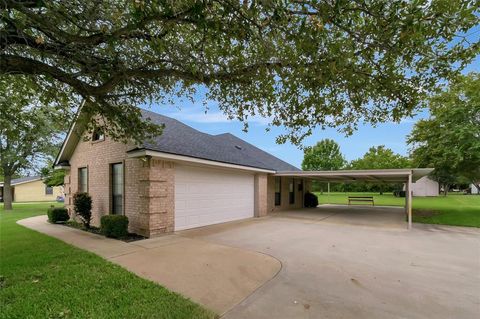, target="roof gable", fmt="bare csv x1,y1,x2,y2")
56,107,299,172
138,110,299,171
